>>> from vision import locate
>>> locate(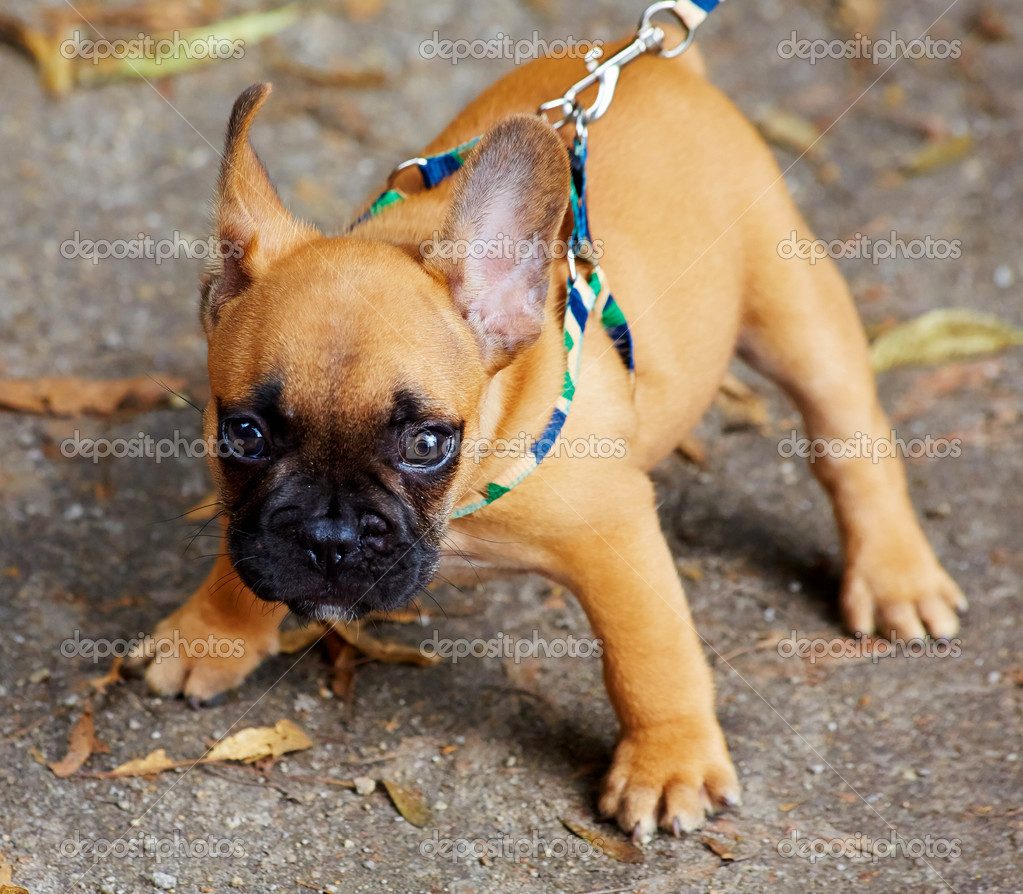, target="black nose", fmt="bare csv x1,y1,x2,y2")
297,513,389,577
